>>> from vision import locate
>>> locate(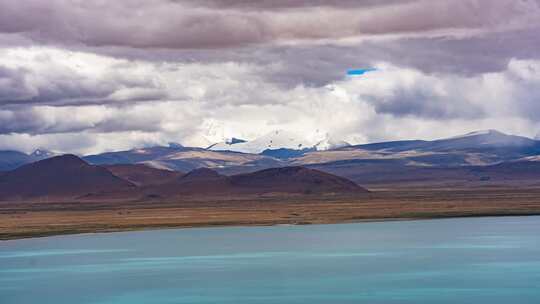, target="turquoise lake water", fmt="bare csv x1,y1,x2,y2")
1,216,540,303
